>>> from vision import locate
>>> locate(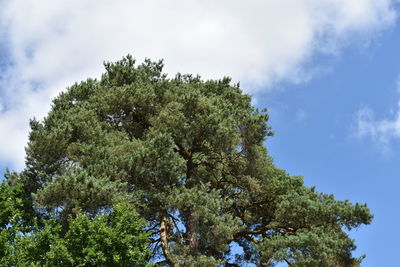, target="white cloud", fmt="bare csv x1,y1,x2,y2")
356,75,400,151
0,0,397,169
356,103,400,150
